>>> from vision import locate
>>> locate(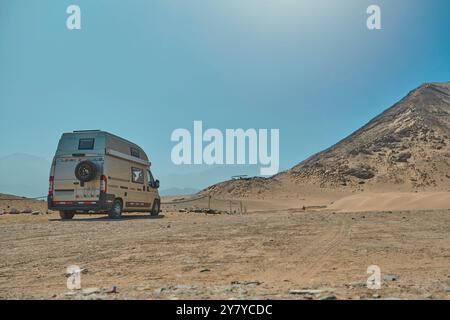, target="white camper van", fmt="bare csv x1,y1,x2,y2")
48,130,161,219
